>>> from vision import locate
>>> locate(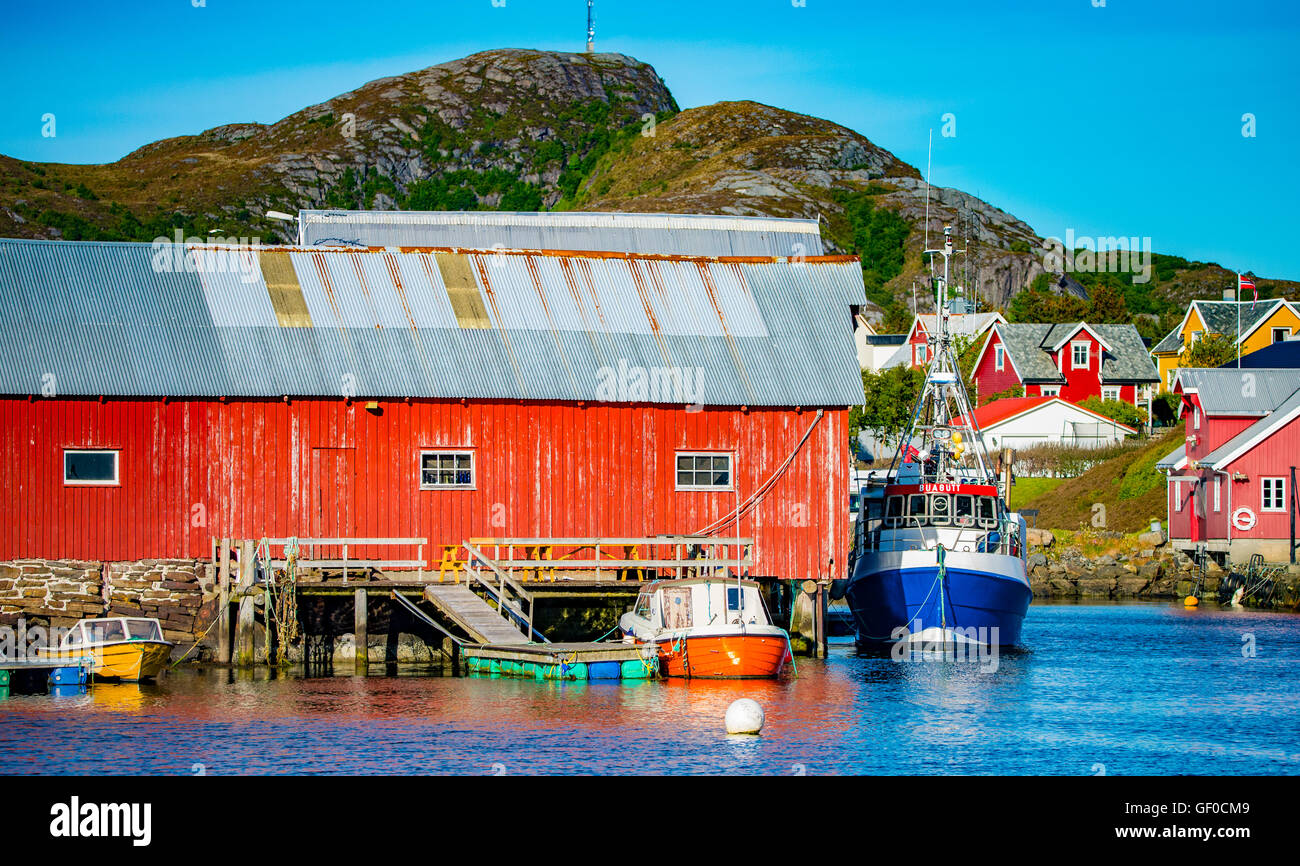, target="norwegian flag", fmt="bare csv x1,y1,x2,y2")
1240,273,1258,309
